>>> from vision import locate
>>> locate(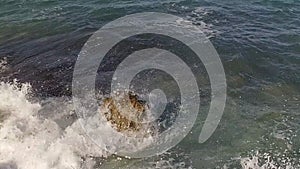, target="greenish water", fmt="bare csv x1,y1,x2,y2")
0,0,299,168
